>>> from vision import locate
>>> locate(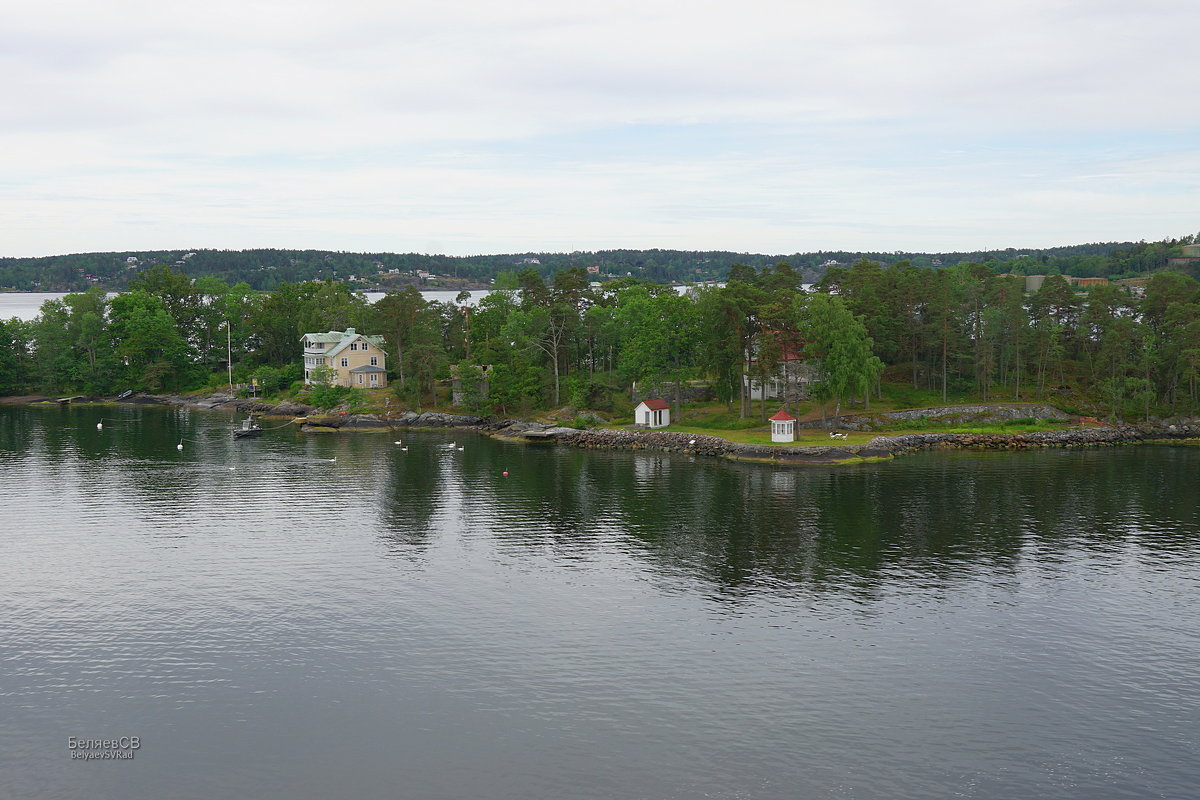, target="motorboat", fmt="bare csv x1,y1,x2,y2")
234,415,263,439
